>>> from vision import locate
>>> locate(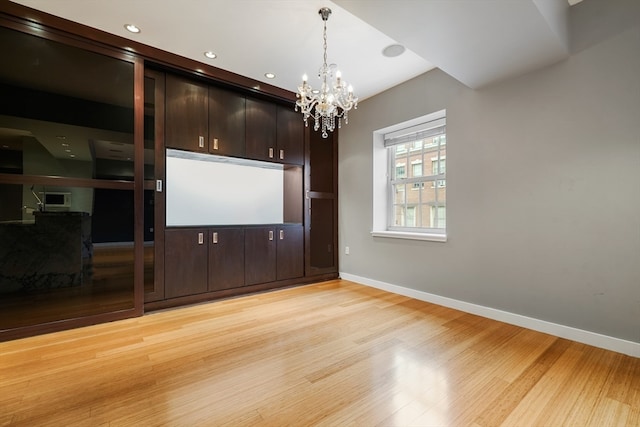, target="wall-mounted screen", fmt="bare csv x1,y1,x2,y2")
166,149,284,226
